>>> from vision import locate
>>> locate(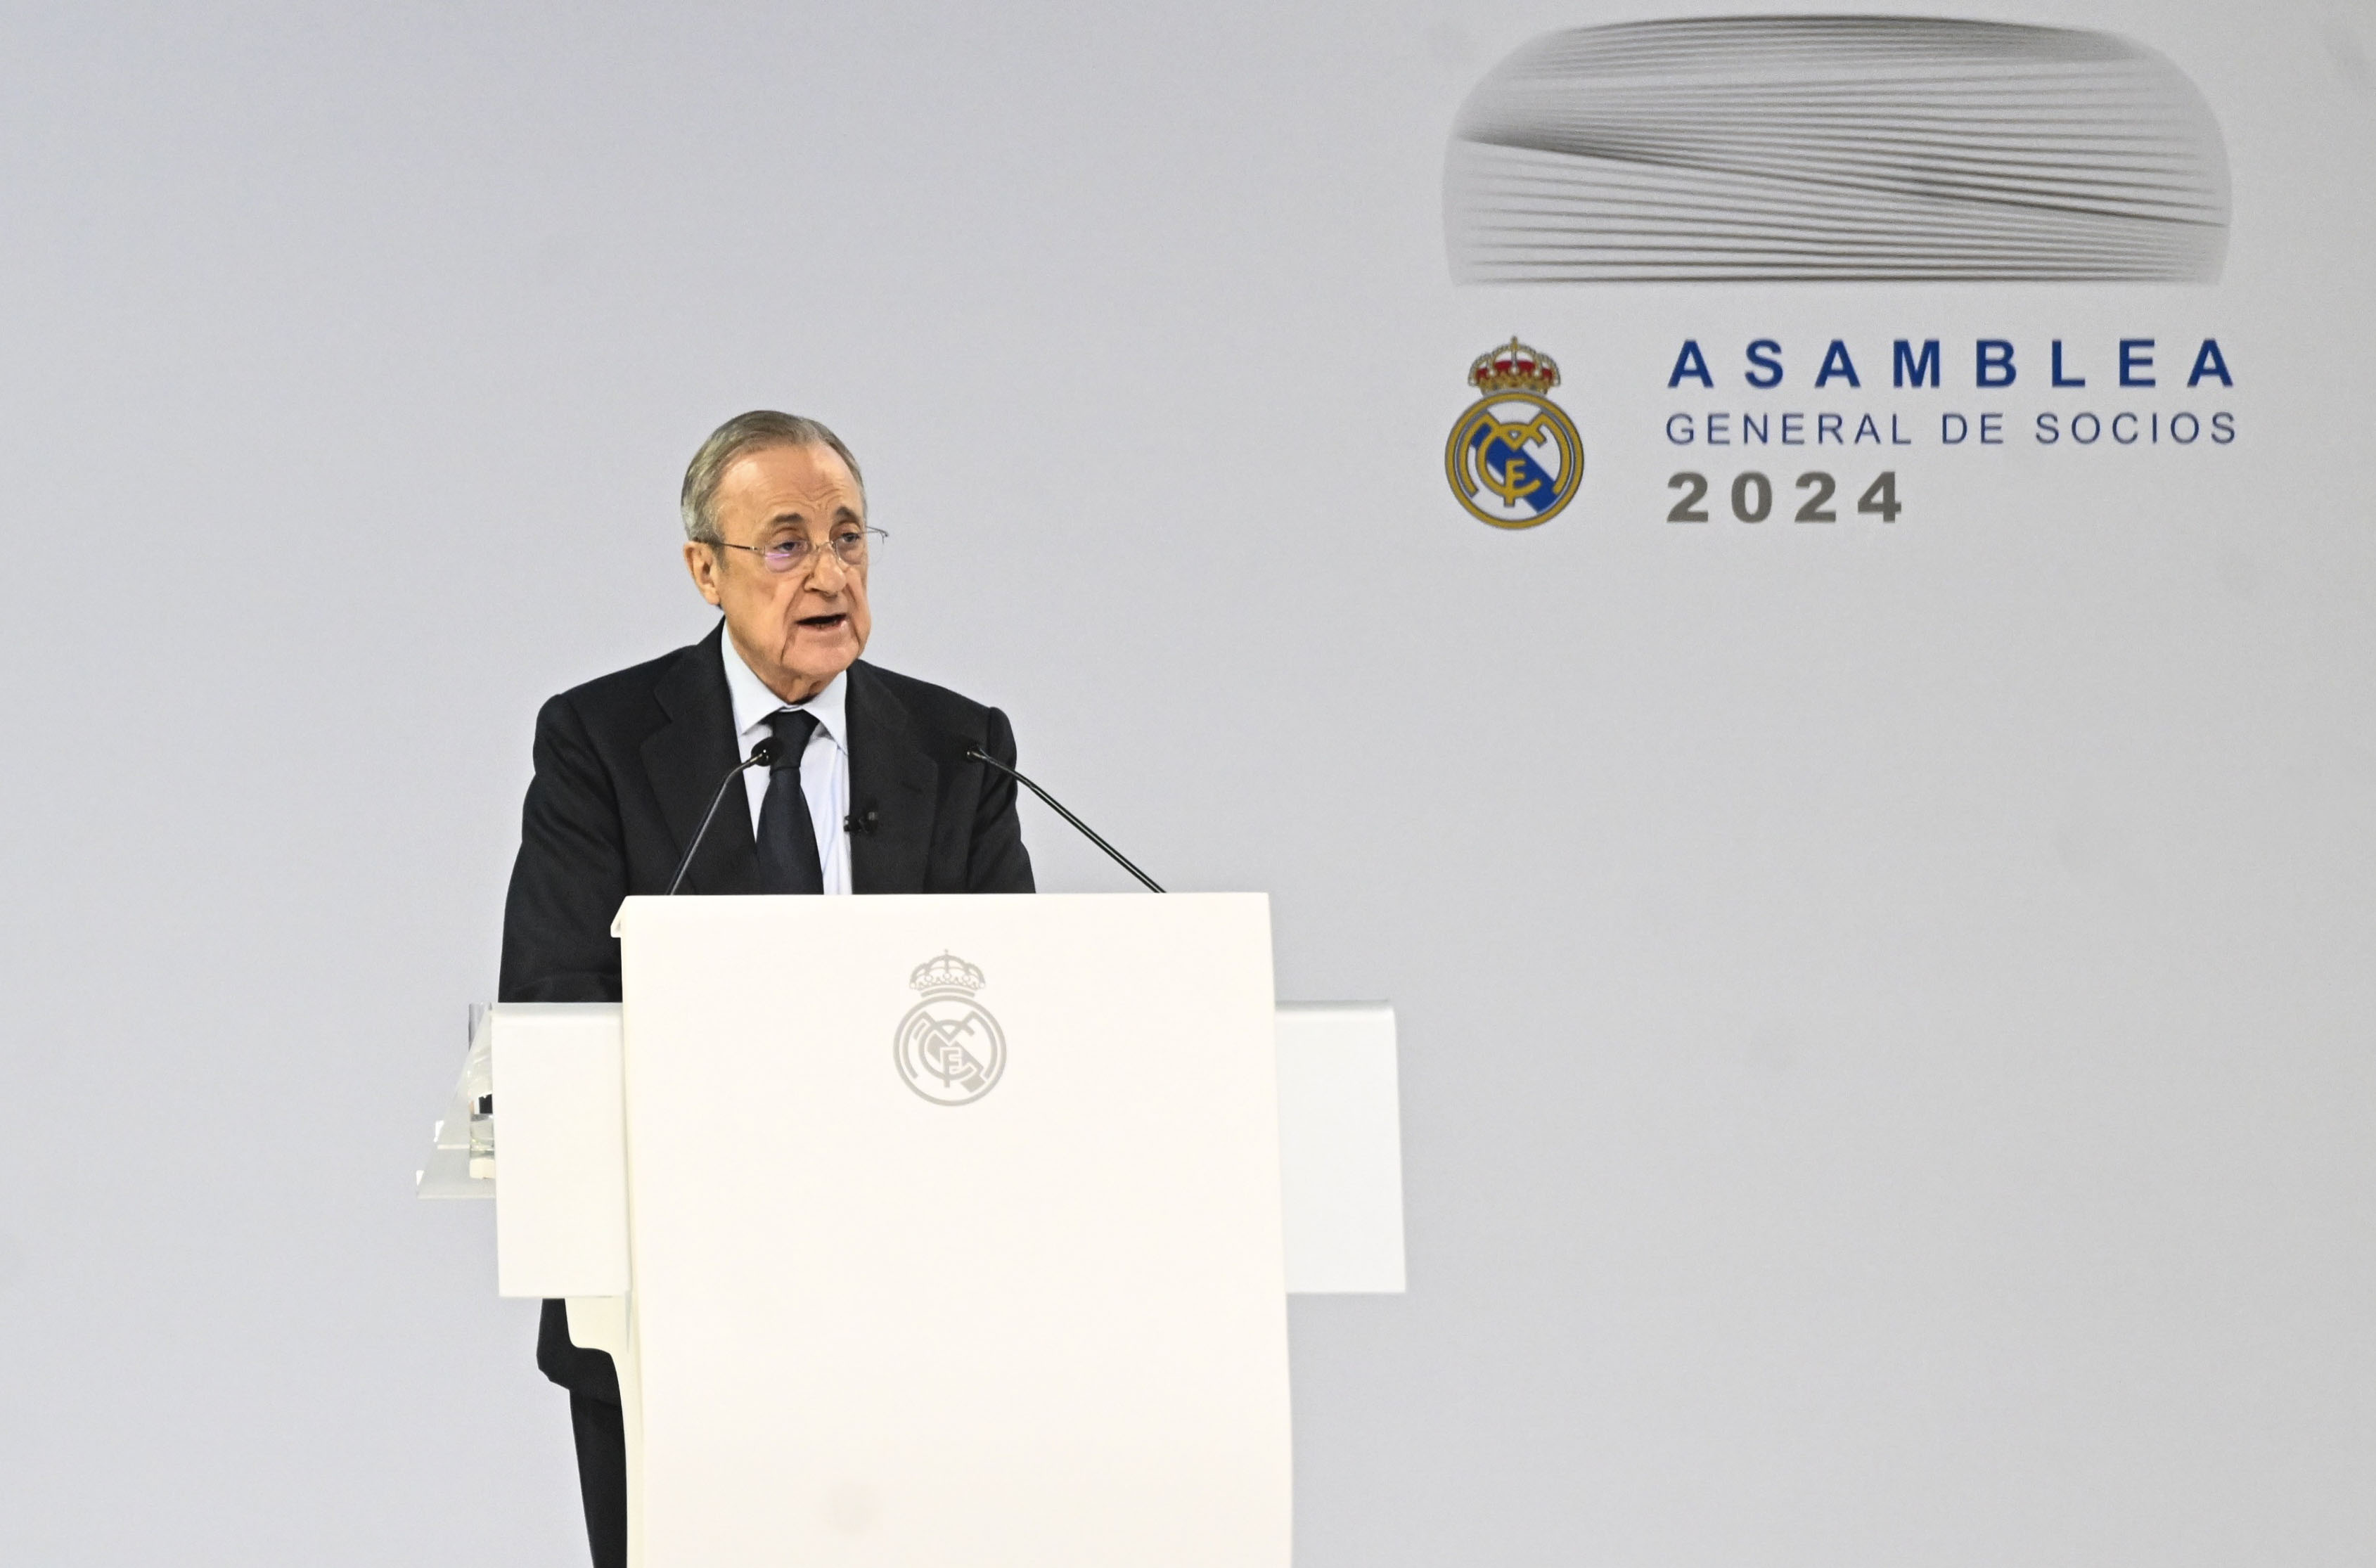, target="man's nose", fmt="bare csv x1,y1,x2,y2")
806,547,850,591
